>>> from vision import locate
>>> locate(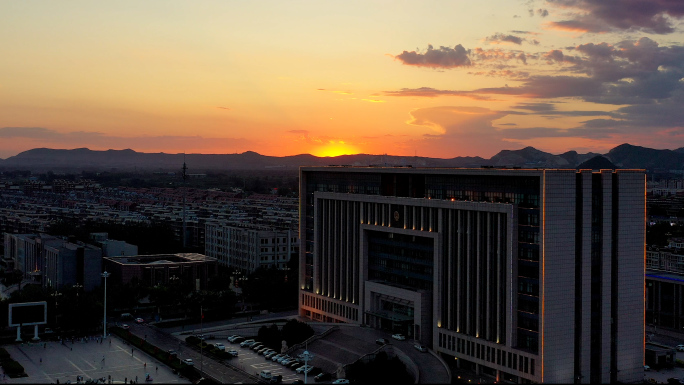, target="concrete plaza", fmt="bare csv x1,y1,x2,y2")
1,335,191,384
